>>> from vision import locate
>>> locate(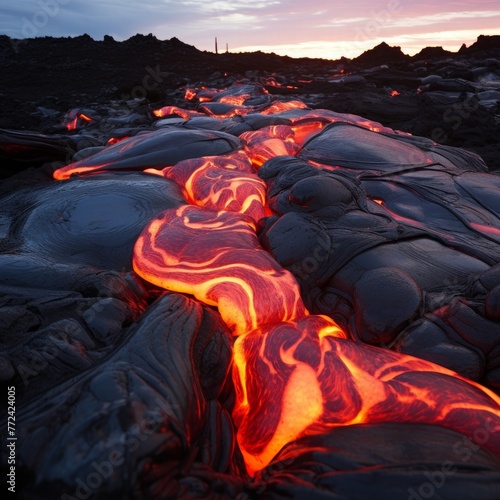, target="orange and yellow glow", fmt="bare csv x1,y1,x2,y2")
132,205,308,336
240,126,300,168
106,136,130,145
153,105,204,120
233,321,500,474
160,151,268,221
218,94,251,106
184,88,197,101
64,112,93,131
260,100,308,114
54,131,161,179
